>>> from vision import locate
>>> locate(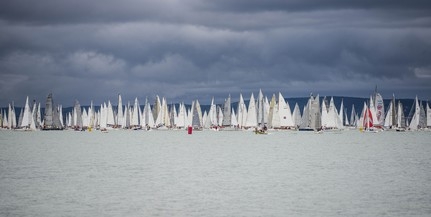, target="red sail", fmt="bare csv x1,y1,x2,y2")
367,108,373,128
363,108,374,129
